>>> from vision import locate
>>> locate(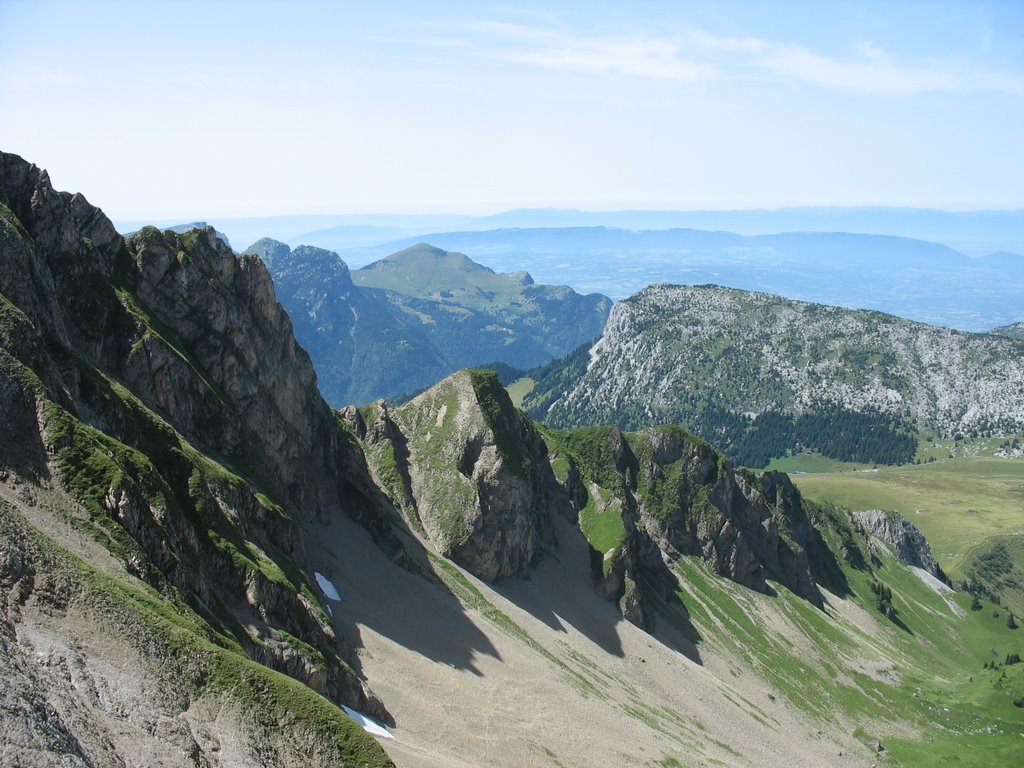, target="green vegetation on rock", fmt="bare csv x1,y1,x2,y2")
524,284,1024,469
